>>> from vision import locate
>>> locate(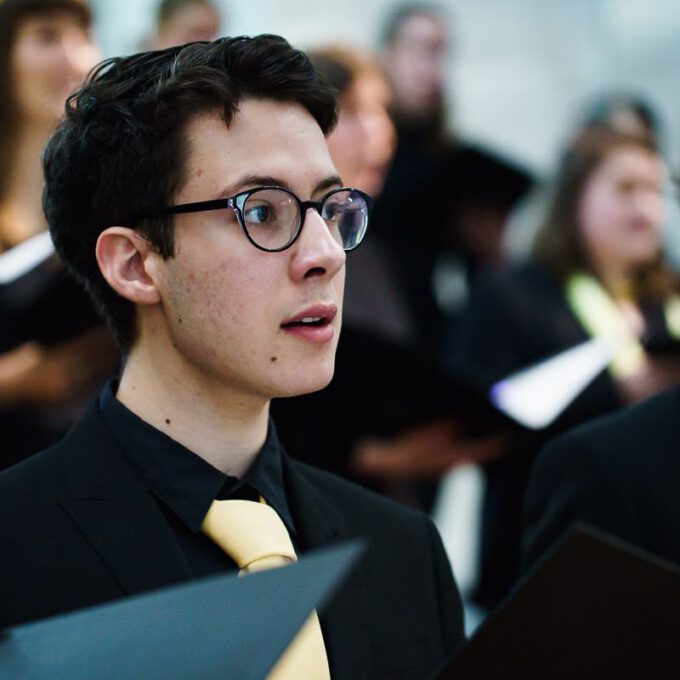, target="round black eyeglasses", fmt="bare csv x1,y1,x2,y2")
161,186,373,252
